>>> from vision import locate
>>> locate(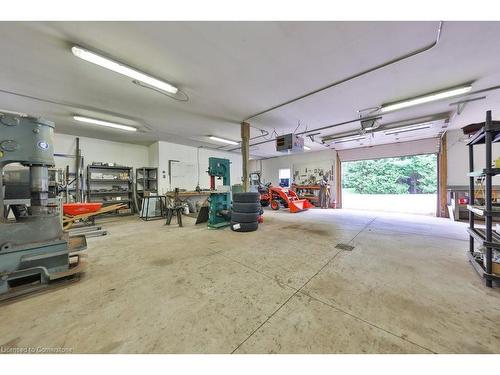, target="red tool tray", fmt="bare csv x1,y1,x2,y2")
63,203,103,216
